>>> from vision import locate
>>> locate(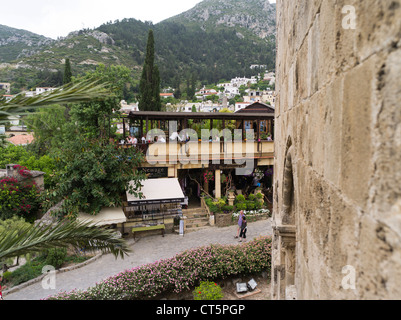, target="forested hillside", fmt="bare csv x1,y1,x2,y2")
0,0,276,92
0,24,53,63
